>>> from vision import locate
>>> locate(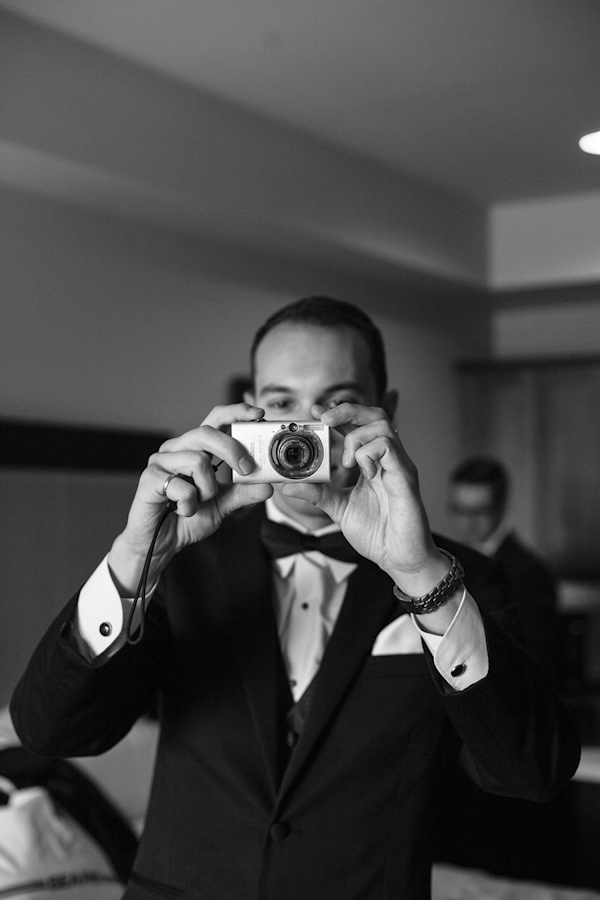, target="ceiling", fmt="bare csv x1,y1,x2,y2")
2,0,600,206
